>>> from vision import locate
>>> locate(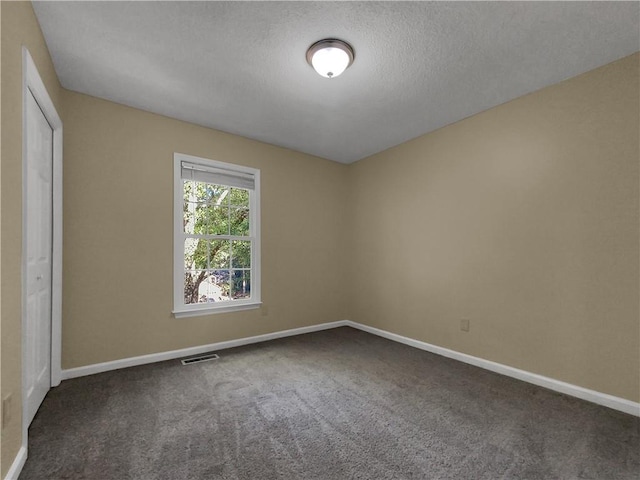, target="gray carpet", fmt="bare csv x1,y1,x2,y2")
19,327,639,479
